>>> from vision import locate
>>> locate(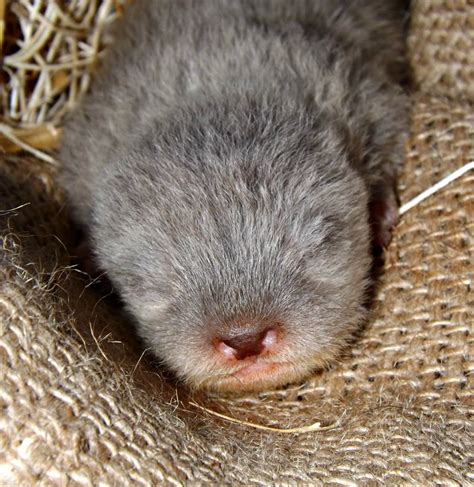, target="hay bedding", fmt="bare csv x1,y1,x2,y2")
0,0,126,162
1,0,473,485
